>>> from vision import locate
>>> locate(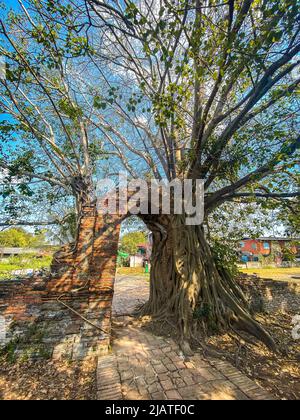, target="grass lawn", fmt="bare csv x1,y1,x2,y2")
239,267,300,282
118,266,300,282
117,266,150,278
0,254,52,280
